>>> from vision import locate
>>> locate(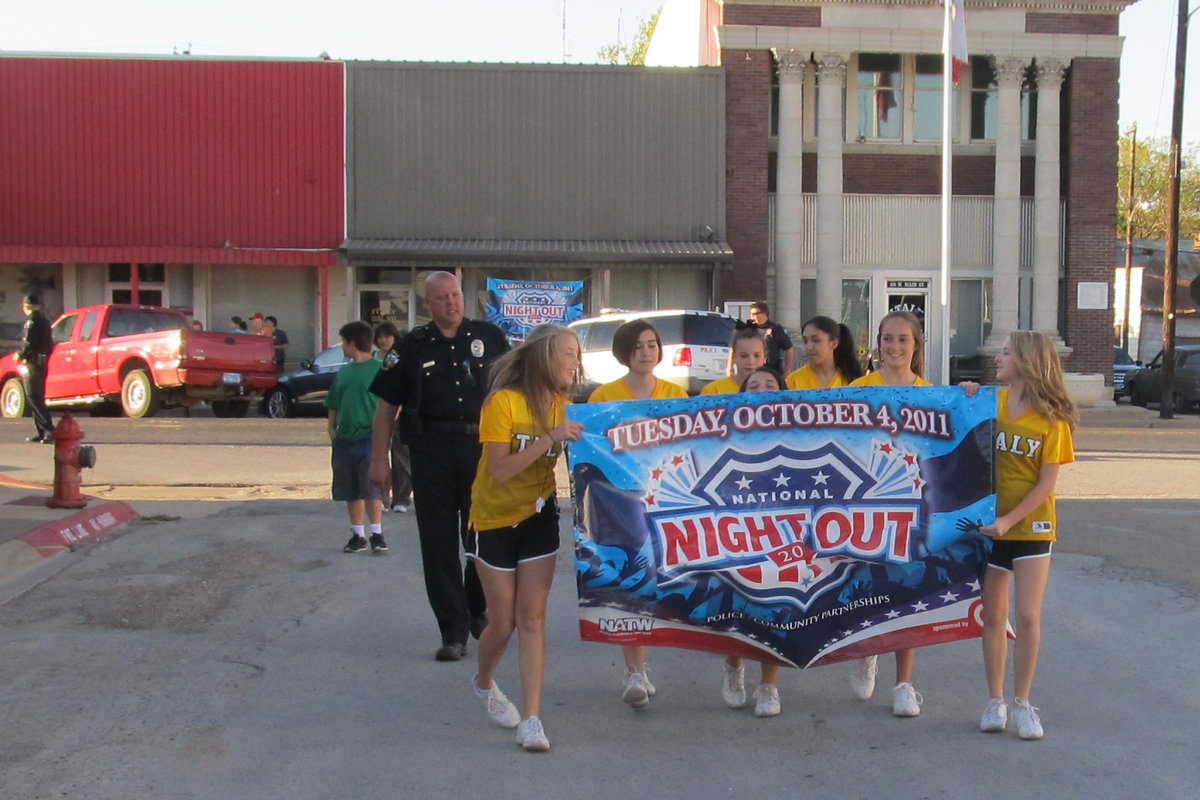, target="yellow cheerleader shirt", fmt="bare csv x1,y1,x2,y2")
786,365,851,390
994,386,1074,542
588,377,688,402
700,376,742,395
469,388,566,531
